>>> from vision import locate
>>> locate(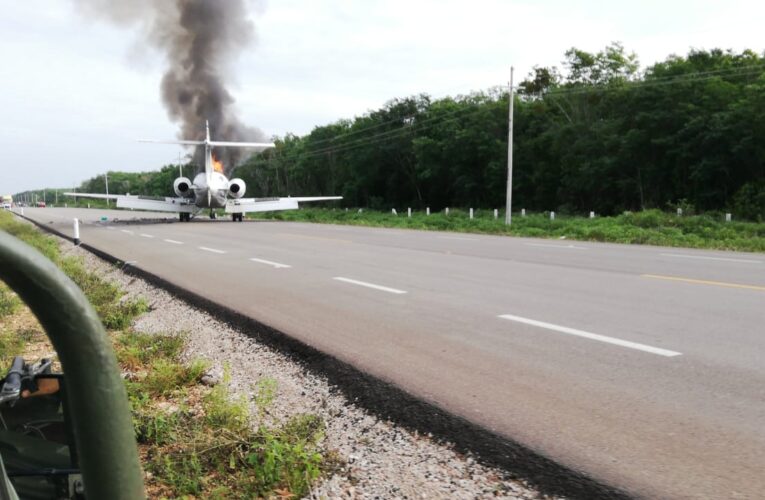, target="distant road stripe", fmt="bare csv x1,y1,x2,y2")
139,233,154,239
120,229,134,235
164,239,184,245
198,246,226,254
660,253,761,264
106,227,115,230
525,243,587,250
249,257,291,269
498,314,682,357
643,274,765,292
333,277,407,295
